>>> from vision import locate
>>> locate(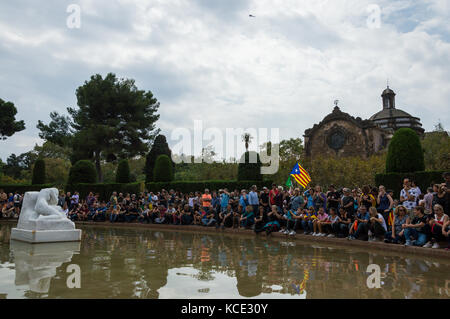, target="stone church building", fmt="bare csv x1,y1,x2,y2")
304,86,424,158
